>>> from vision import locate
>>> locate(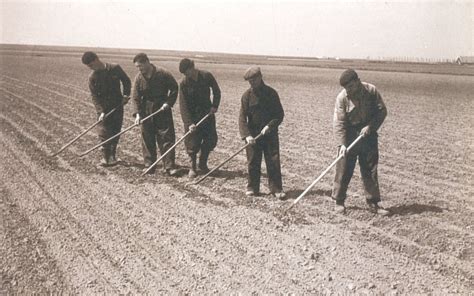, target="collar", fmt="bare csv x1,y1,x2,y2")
191,69,200,82
186,69,200,83
347,85,367,101
252,81,266,93
94,62,108,73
